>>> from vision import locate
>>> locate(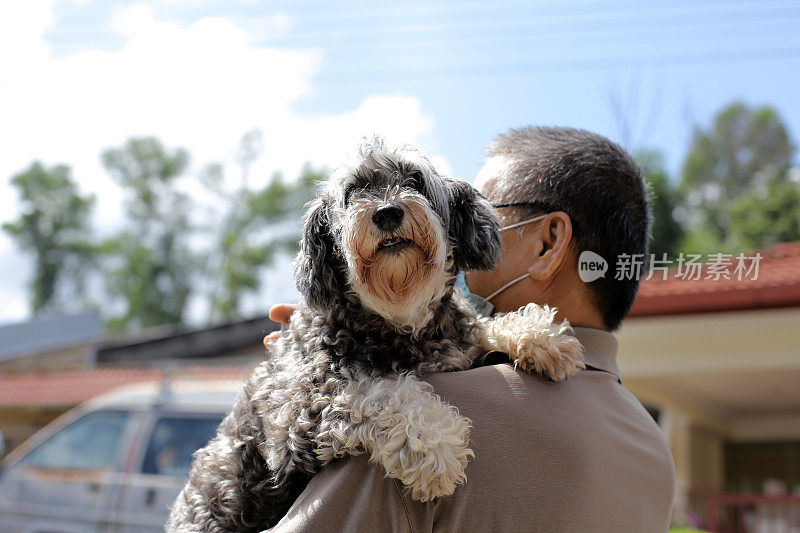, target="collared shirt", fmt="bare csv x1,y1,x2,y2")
269,327,675,533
